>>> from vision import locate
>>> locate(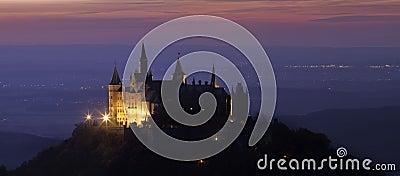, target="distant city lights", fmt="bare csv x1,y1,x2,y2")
284,64,400,69
284,64,352,69
368,64,399,69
